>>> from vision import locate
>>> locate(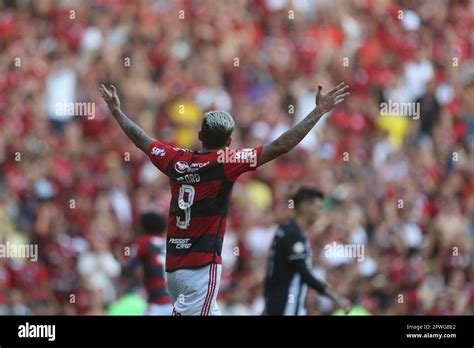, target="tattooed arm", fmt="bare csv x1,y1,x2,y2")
259,83,349,166
110,108,154,153
99,84,154,153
